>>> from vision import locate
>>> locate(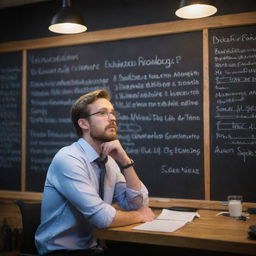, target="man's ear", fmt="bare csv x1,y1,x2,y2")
78,118,89,131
